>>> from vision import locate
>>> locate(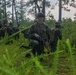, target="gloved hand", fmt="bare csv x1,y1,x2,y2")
34,33,40,39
